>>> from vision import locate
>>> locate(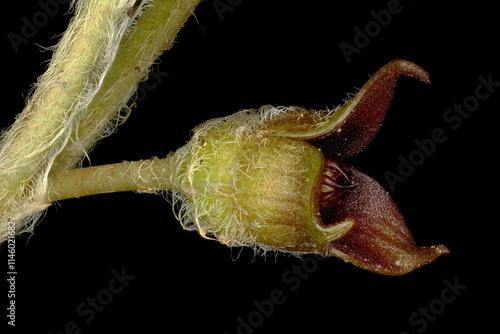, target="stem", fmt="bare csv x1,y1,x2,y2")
1,0,135,218
47,157,174,203
0,0,201,241
52,0,202,171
